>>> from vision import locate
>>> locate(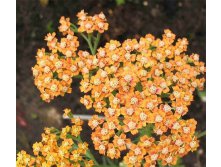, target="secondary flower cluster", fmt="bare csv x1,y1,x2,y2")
77,10,108,33
123,119,199,166
16,113,94,167
32,11,108,102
